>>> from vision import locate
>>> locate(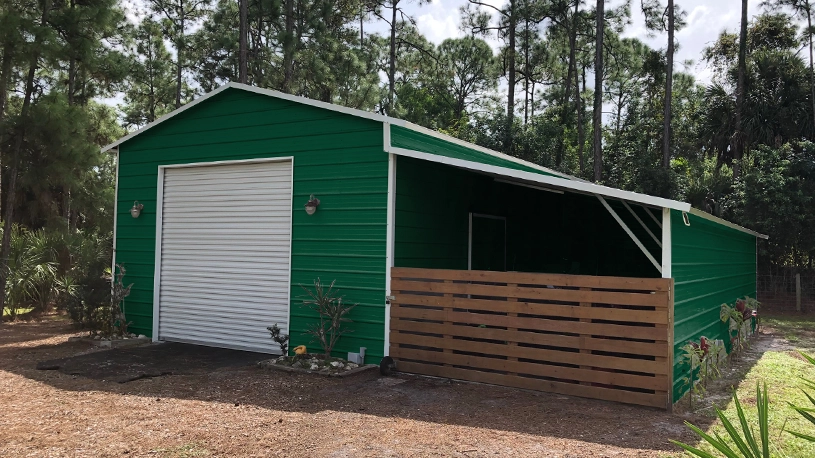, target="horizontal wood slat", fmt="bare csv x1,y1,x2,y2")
395,361,667,409
393,293,669,324
391,279,669,308
390,267,673,410
391,267,672,292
